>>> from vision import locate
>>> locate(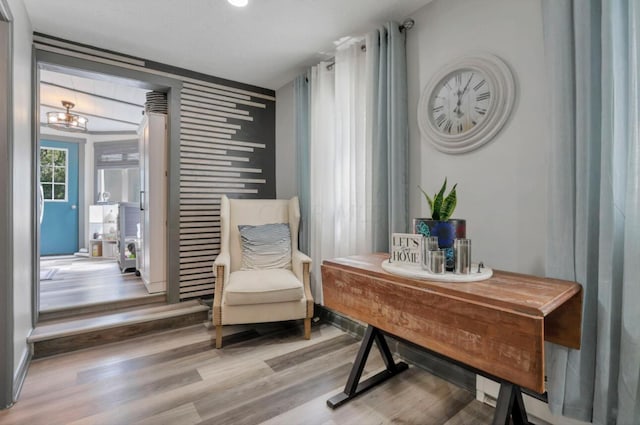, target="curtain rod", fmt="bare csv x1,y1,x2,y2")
399,18,415,32
325,19,415,70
